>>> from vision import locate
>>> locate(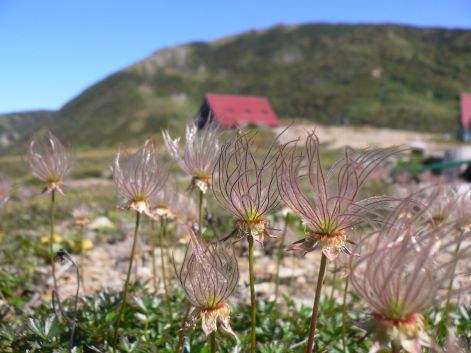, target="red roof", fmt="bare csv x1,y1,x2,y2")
205,93,280,128
461,93,471,129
